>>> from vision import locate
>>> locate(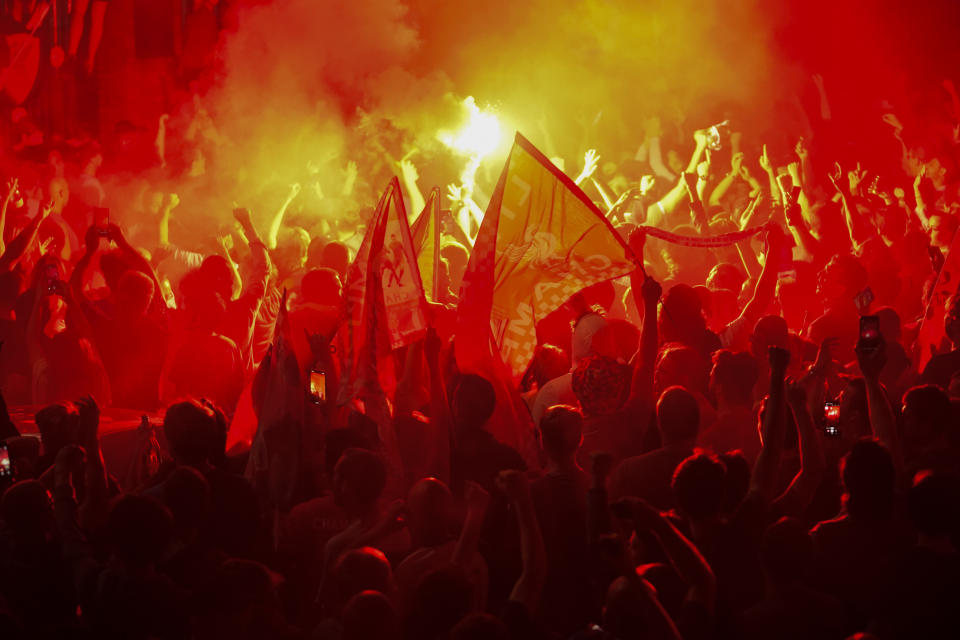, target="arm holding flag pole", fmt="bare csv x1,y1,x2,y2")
399,153,426,217
627,229,661,424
